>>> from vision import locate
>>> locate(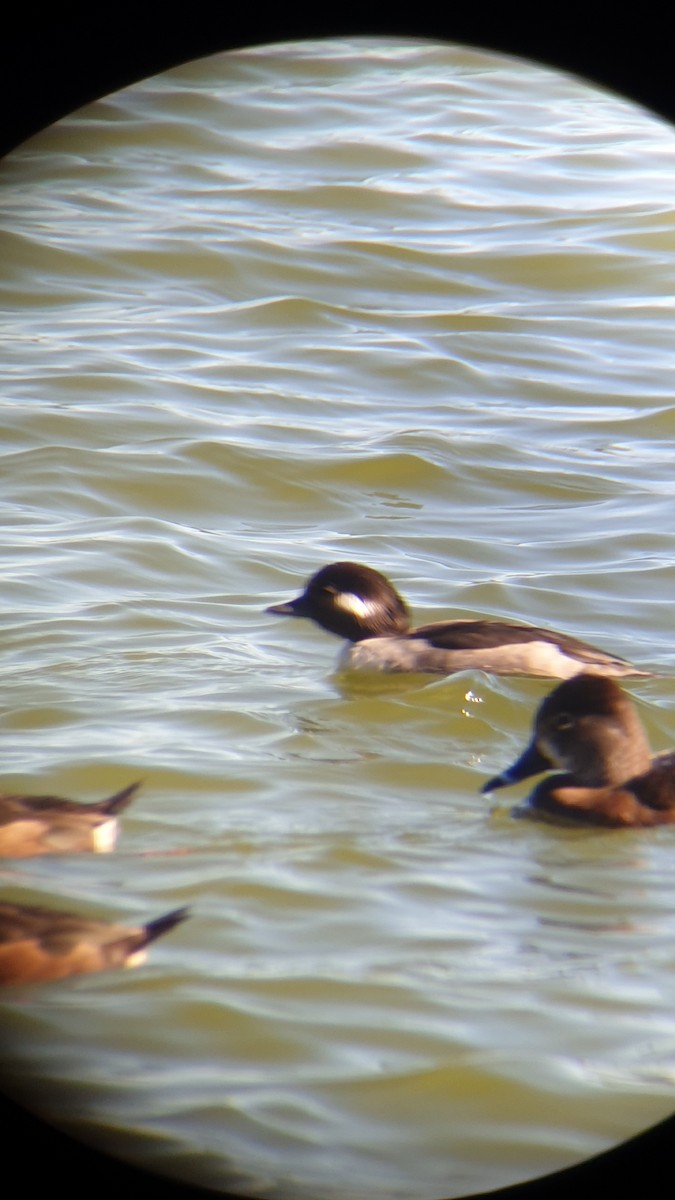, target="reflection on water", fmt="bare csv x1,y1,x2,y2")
2,35,675,1200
